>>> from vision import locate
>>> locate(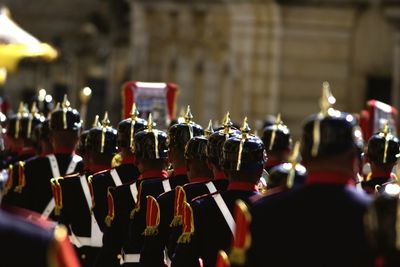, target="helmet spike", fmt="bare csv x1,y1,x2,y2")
92,115,100,128
30,102,39,116
130,103,139,120
205,119,214,137
184,105,193,123
222,111,233,134
17,102,25,115
101,112,110,128
147,113,153,132
320,81,336,117
62,94,70,109
240,117,250,139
